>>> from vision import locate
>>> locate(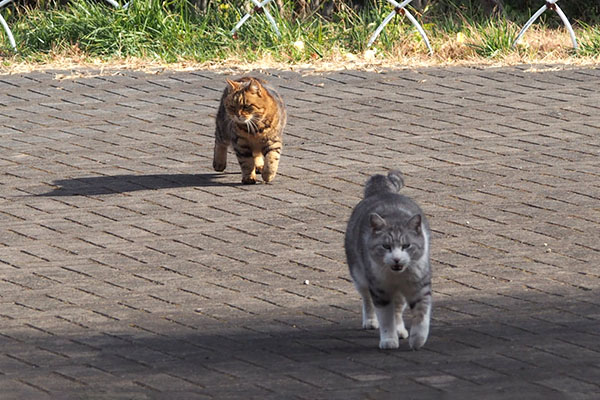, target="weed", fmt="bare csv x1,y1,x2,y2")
469,18,517,58
0,0,598,66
